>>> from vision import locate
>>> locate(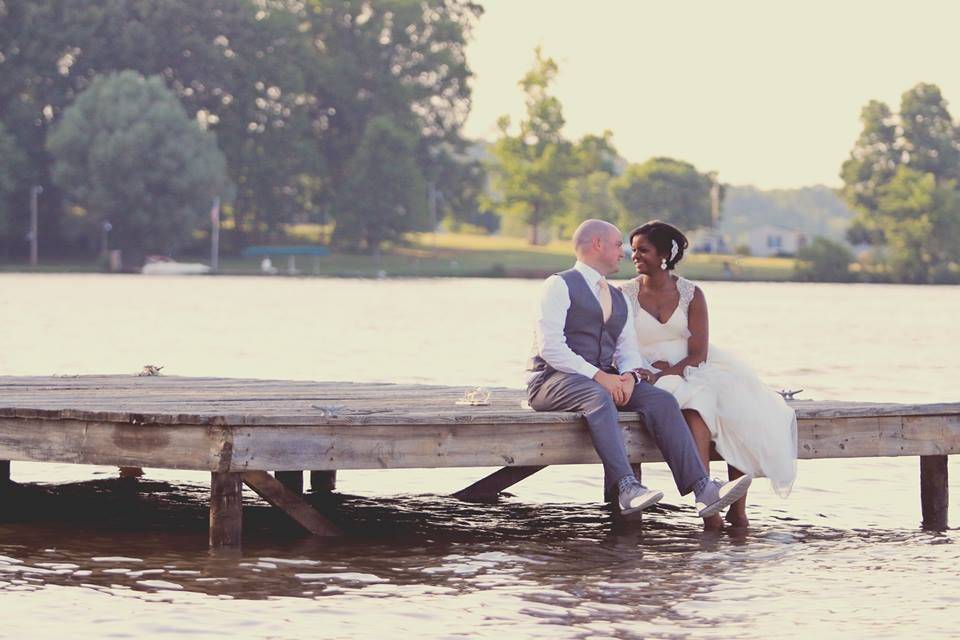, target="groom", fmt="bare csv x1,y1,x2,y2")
526,219,751,516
